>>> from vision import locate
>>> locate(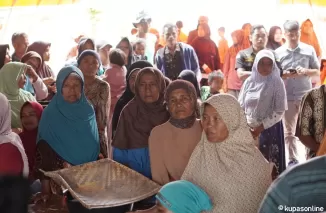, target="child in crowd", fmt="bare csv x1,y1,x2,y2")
133,39,147,61
200,70,224,101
